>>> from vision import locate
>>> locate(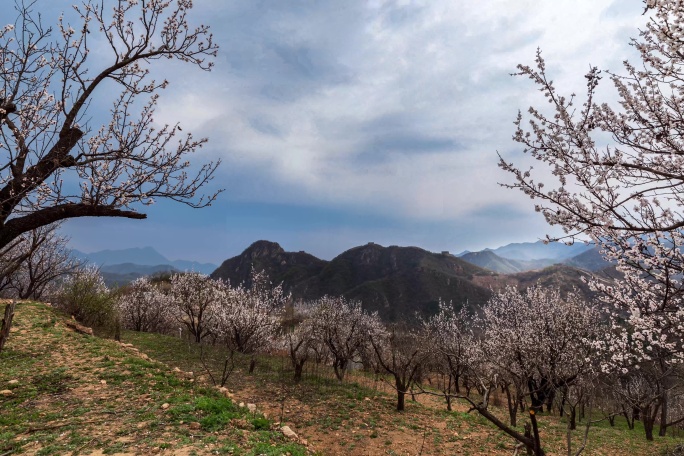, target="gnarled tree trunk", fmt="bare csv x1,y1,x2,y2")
0,301,16,352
